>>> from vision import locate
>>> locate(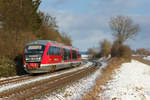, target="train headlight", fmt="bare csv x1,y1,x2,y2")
38,57,41,60
25,58,29,61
